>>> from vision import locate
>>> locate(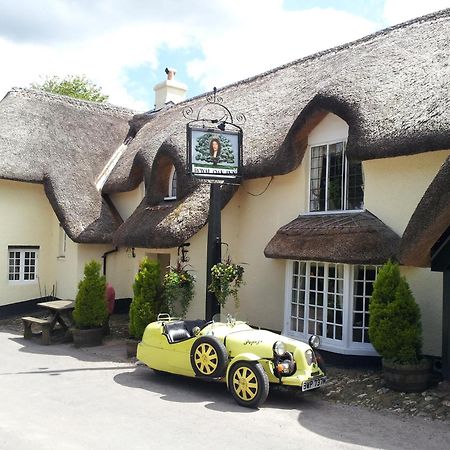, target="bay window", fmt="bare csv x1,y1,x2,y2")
285,260,379,355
